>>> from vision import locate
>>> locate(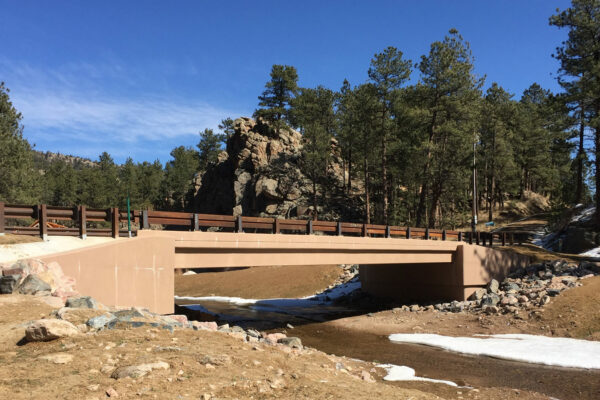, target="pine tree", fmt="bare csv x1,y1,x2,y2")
197,128,225,170
414,29,484,228
254,65,298,132
0,82,39,203
290,86,336,218
161,146,199,211
550,0,600,224
368,47,412,223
